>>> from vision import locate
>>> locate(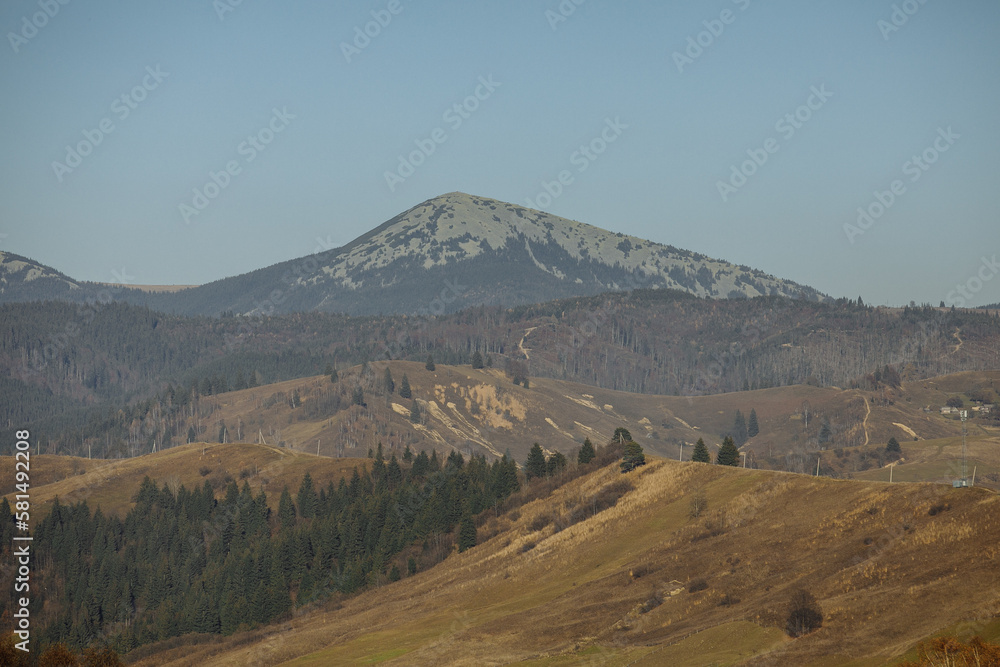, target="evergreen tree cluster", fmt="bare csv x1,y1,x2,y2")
730,408,759,446
21,449,520,656
689,436,740,466
524,443,568,479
